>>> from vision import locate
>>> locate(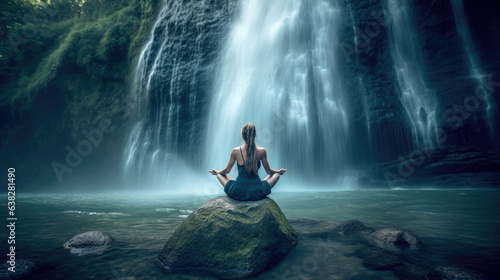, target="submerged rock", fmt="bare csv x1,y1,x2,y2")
334,220,375,237
156,196,299,279
355,247,403,270
63,230,113,256
0,259,40,279
288,218,339,237
434,265,484,280
367,228,425,249
392,264,442,280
